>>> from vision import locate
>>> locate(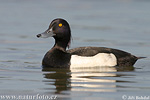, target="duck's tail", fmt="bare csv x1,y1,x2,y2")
137,57,146,59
